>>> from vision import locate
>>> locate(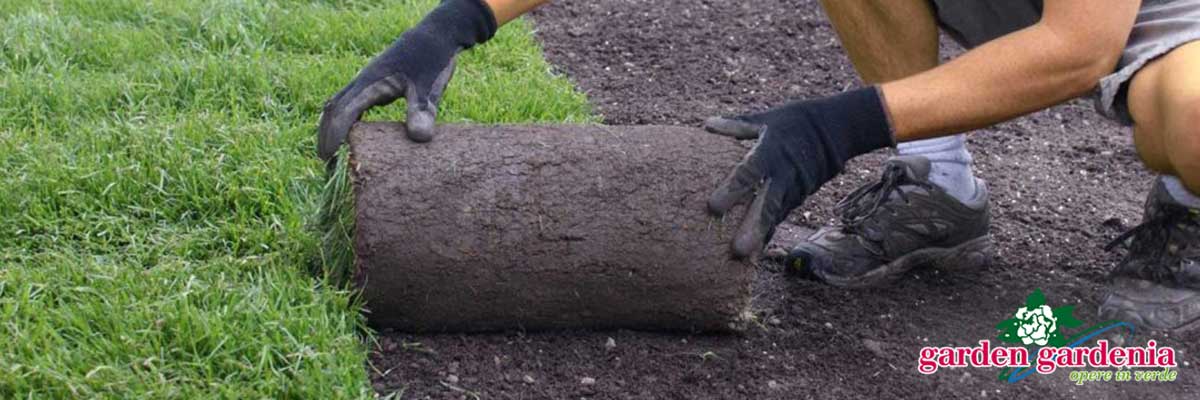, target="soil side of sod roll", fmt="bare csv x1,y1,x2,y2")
345,122,754,332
